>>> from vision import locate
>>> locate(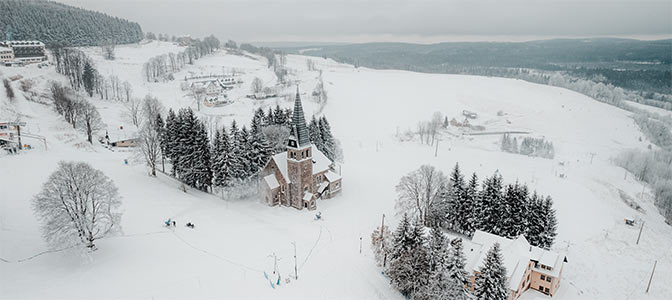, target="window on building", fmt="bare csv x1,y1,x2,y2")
541,275,545,280
544,287,549,294
539,285,543,291
546,277,551,282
